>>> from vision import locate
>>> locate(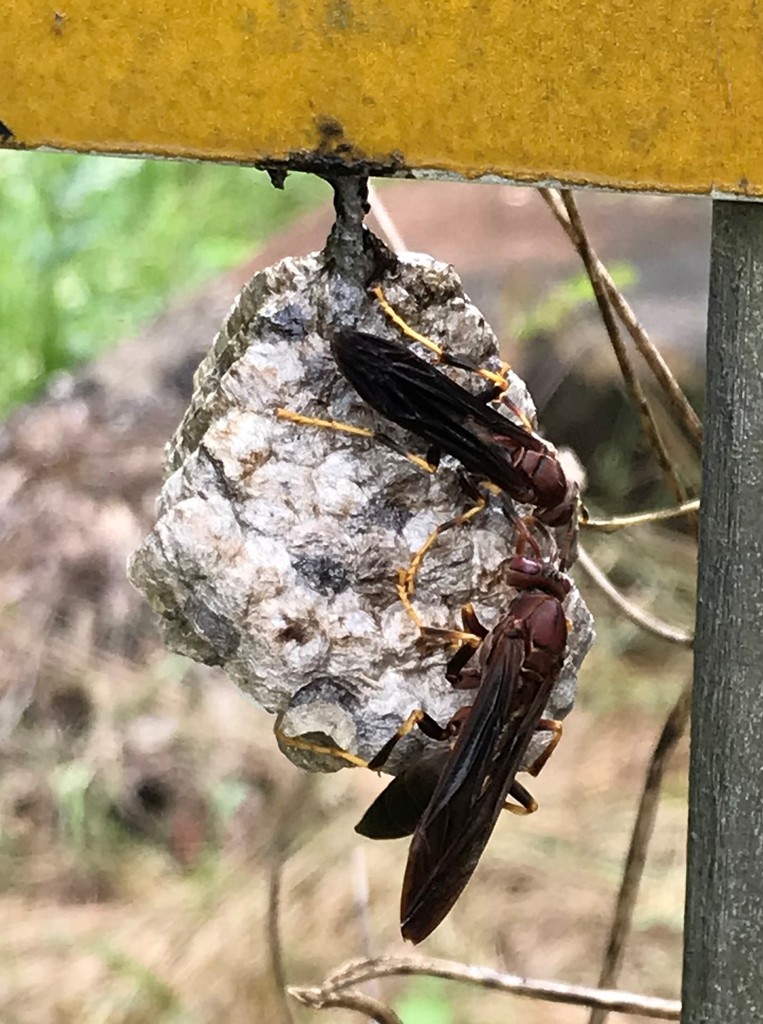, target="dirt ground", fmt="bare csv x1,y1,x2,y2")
0,634,691,1024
